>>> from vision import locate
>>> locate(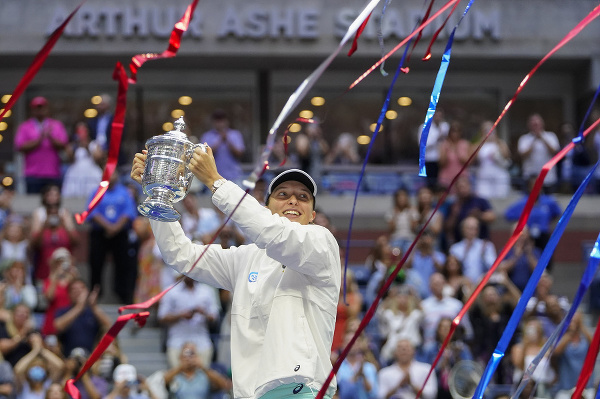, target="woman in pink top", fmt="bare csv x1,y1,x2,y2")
438,121,471,190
